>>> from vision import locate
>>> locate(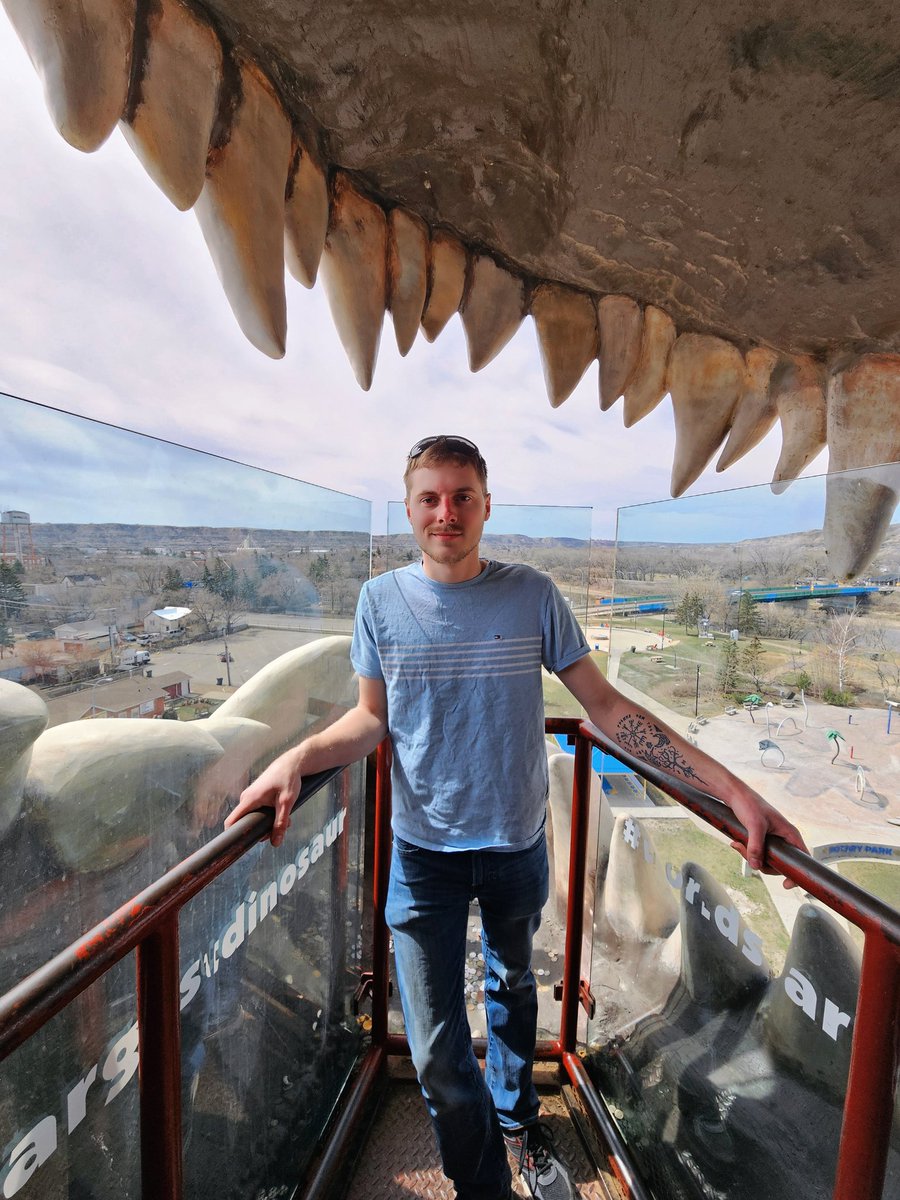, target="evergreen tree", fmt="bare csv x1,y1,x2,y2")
238,570,259,607
308,554,332,587
718,639,739,696
675,591,704,633
736,592,761,635
202,557,240,633
742,634,764,689
162,565,185,592
0,563,26,620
